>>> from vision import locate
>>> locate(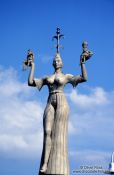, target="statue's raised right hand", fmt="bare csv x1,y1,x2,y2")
22,50,34,70
26,49,34,67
